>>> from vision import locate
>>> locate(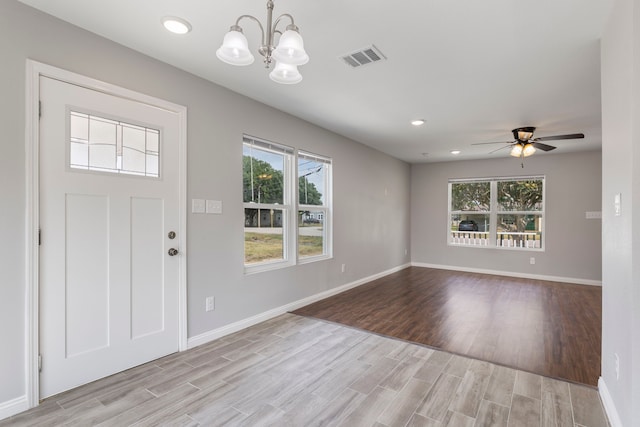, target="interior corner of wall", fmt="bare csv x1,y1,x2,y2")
598,377,624,427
